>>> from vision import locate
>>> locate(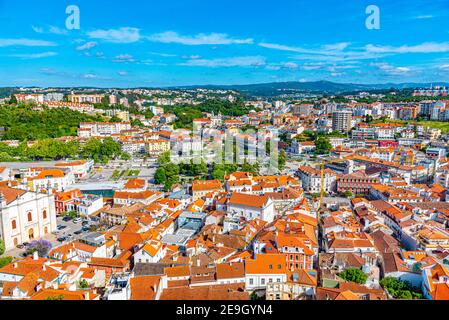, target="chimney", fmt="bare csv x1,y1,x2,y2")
33,251,39,261
13,262,18,268
84,291,90,300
